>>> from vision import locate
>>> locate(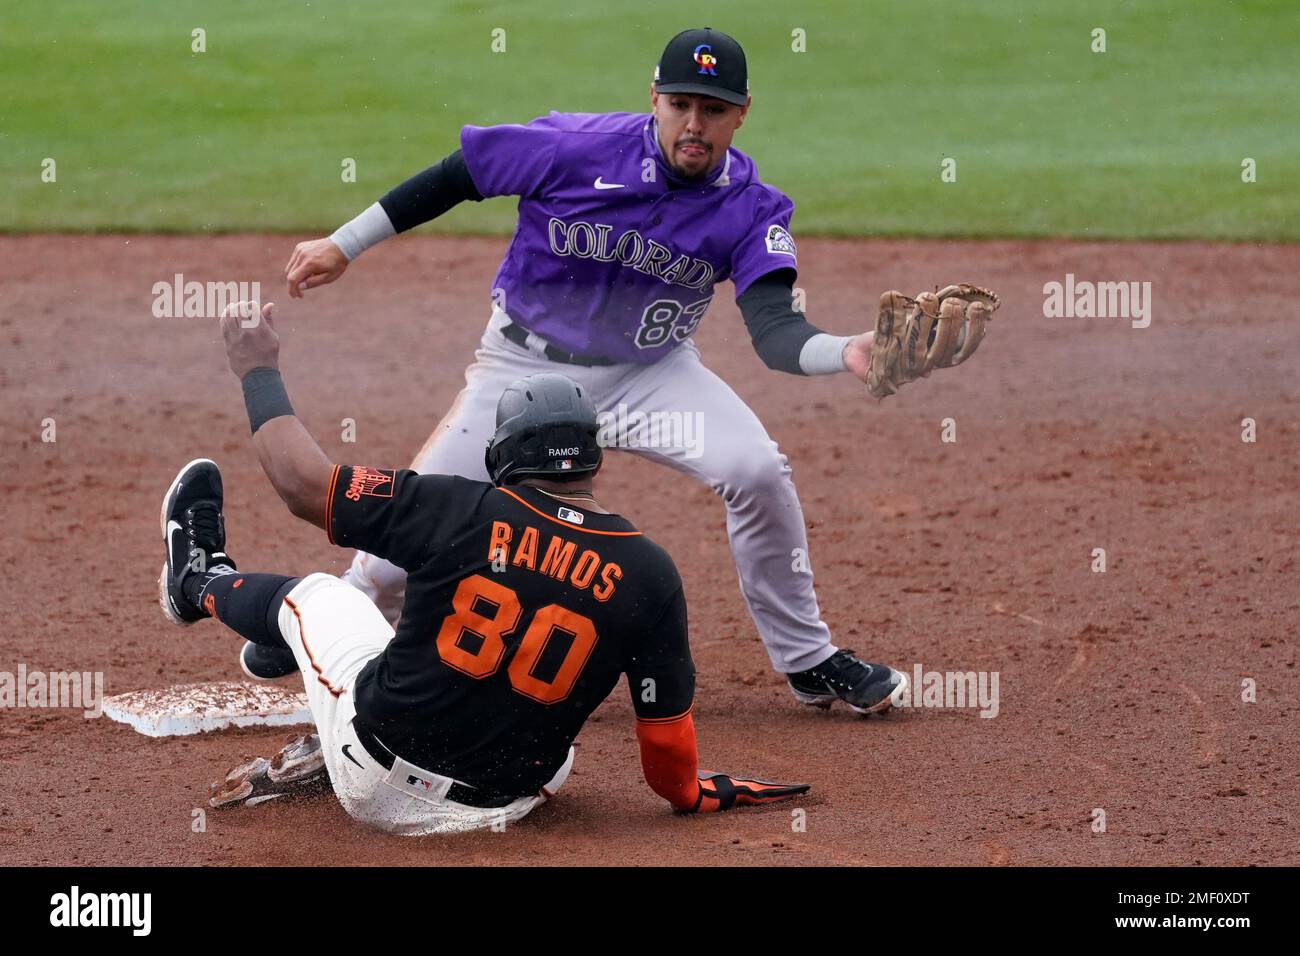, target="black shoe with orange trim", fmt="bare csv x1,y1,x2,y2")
158,458,236,626
787,649,908,716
